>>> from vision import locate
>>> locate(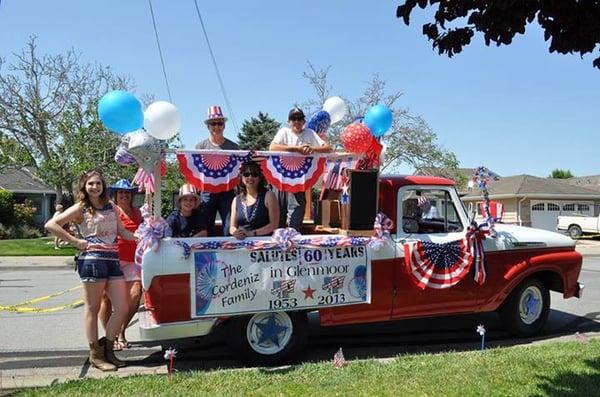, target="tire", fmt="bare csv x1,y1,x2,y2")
567,225,582,239
500,278,550,337
228,311,308,365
